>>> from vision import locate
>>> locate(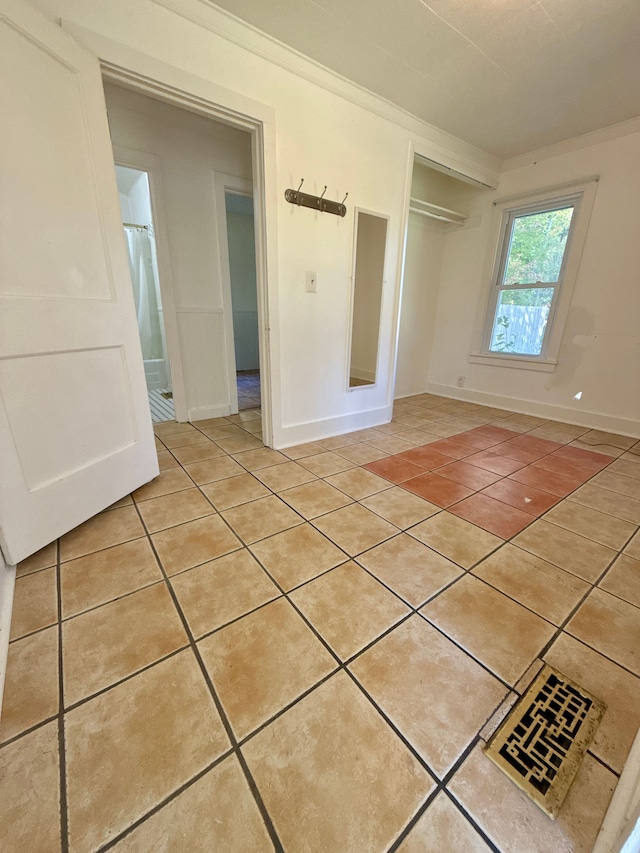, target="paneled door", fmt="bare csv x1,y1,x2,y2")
0,0,158,564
